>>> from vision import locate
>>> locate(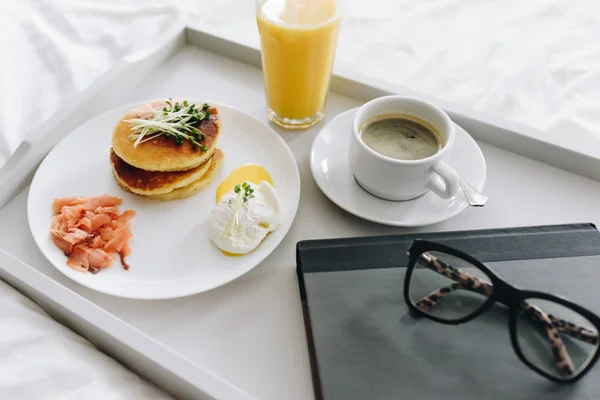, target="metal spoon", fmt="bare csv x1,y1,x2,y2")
458,177,488,207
